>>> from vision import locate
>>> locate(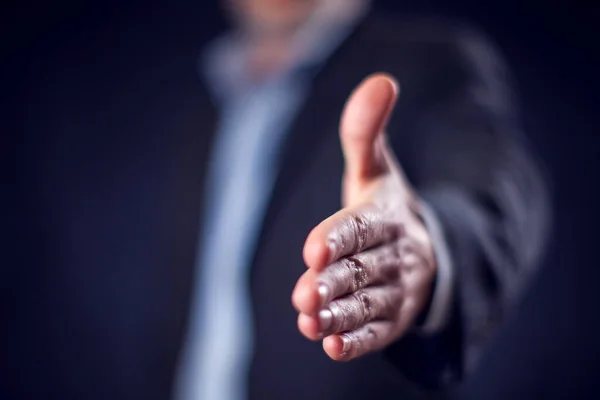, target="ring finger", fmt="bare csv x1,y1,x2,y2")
297,285,403,340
